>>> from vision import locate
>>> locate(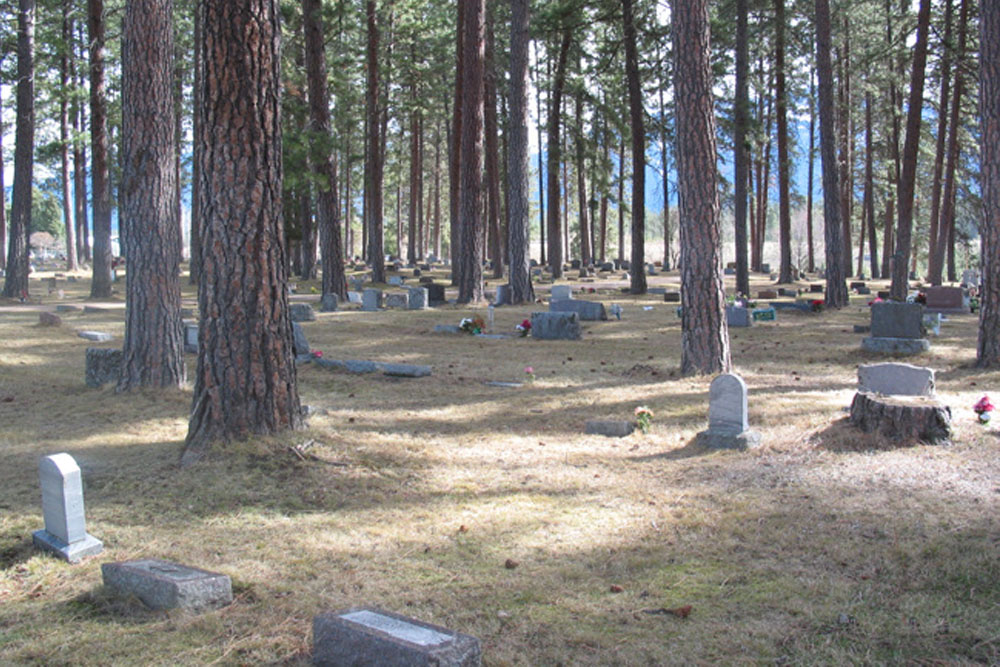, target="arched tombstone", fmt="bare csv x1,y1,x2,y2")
32,453,103,563
696,373,762,450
